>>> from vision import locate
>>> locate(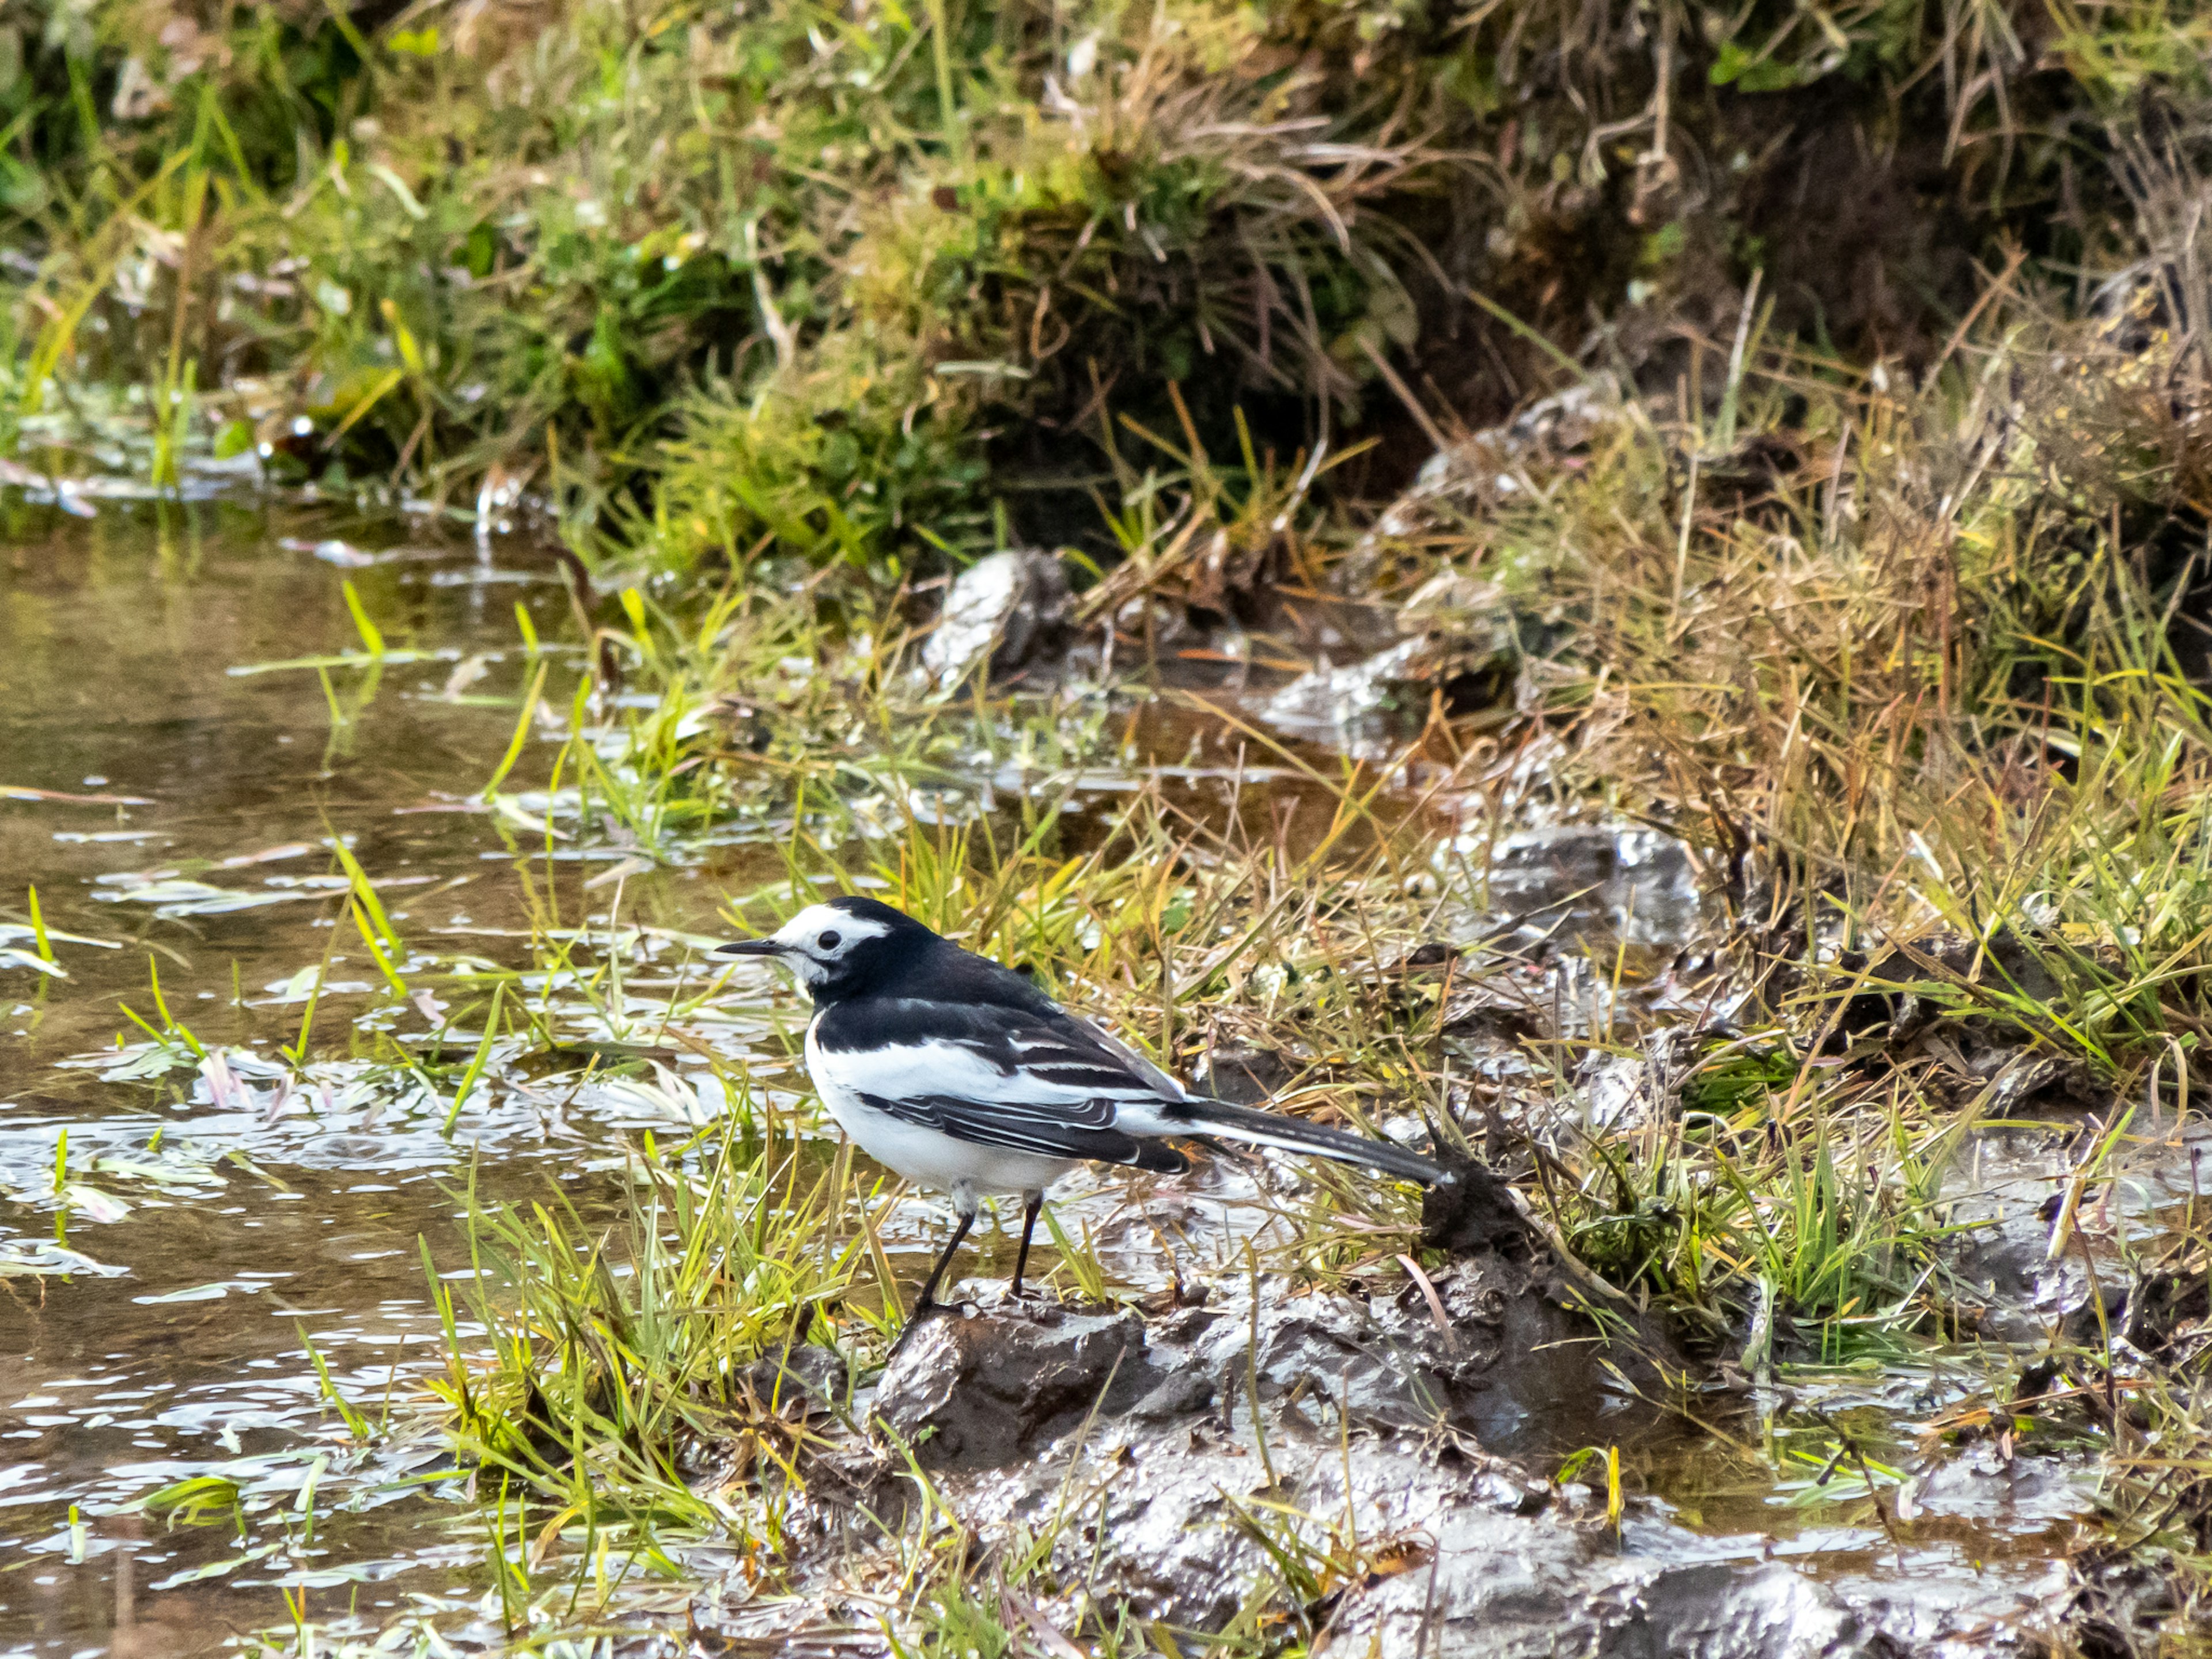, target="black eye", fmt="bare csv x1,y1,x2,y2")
817,930,842,950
